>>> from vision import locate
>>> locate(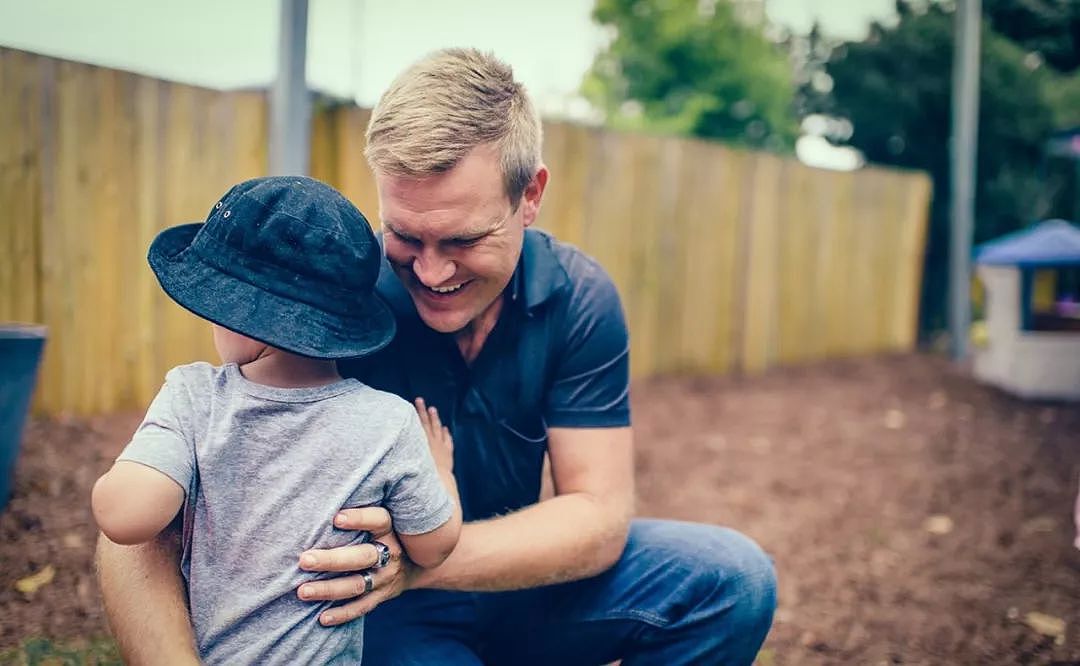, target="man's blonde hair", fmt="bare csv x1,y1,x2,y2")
365,48,542,206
